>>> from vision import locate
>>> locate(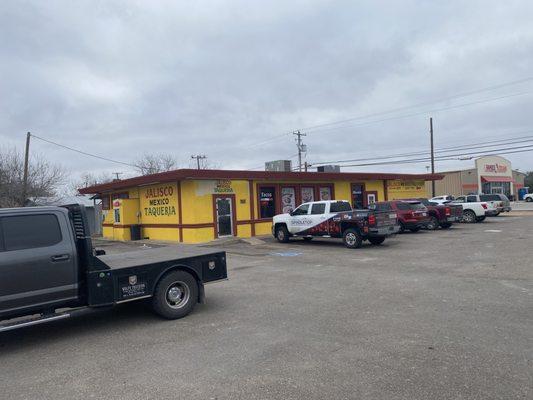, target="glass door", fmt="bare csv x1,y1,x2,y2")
215,197,233,237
